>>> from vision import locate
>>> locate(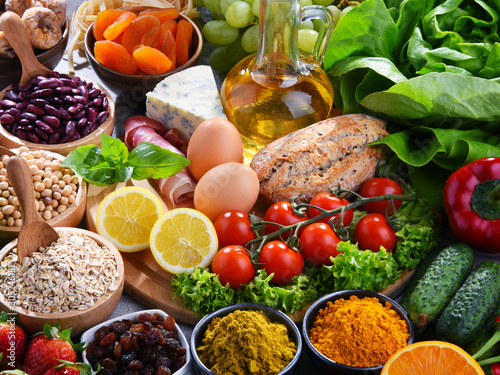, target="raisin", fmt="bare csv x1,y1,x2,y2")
102,358,119,373
137,313,157,323
93,345,107,359
100,332,117,347
120,335,132,351
140,347,153,363
110,320,130,334
155,357,171,369
131,336,140,352
158,366,172,375
95,326,111,342
164,338,180,352
121,350,137,364
128,360,145,370
162,316,176,331
114,341,123,358
145,327,160,345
